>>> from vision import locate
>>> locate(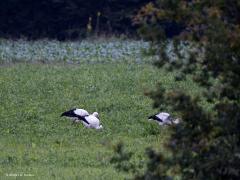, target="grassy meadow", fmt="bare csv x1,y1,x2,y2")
0,40,199,179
